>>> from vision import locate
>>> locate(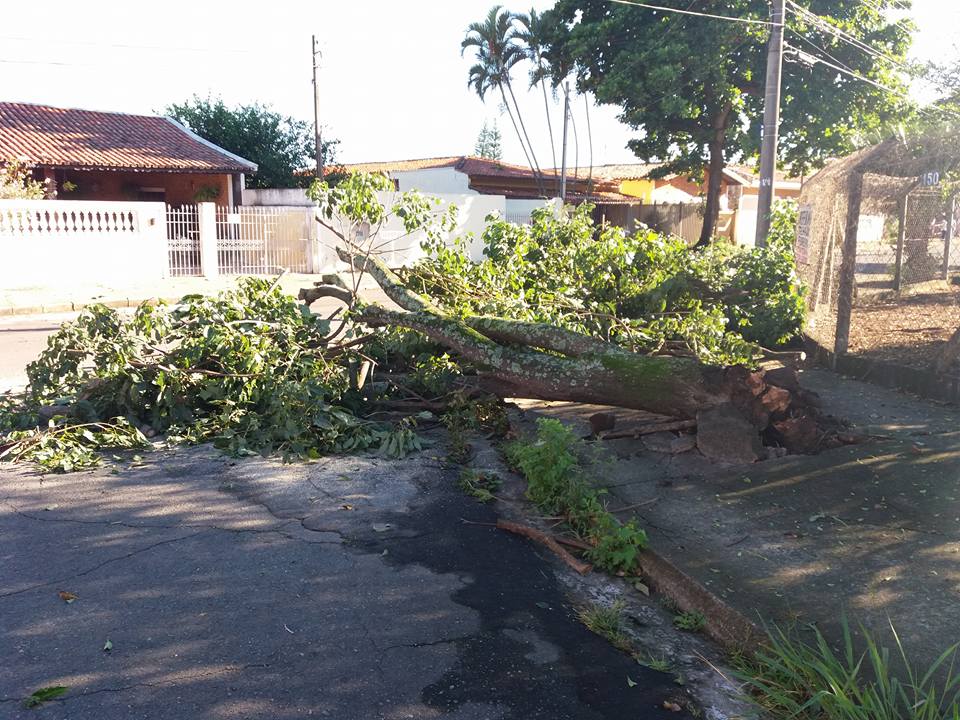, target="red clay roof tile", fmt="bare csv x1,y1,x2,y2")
0,102,256,174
